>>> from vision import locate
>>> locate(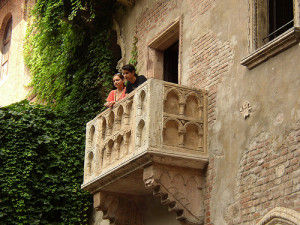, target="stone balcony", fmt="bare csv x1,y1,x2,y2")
82,79,208,225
